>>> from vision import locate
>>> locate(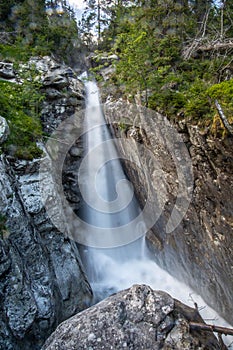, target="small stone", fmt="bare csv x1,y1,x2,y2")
87,333,96,342
69,146,83,158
